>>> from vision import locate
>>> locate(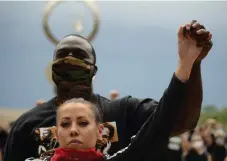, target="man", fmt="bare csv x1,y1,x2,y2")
101,122,115,155
4,20,213,161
